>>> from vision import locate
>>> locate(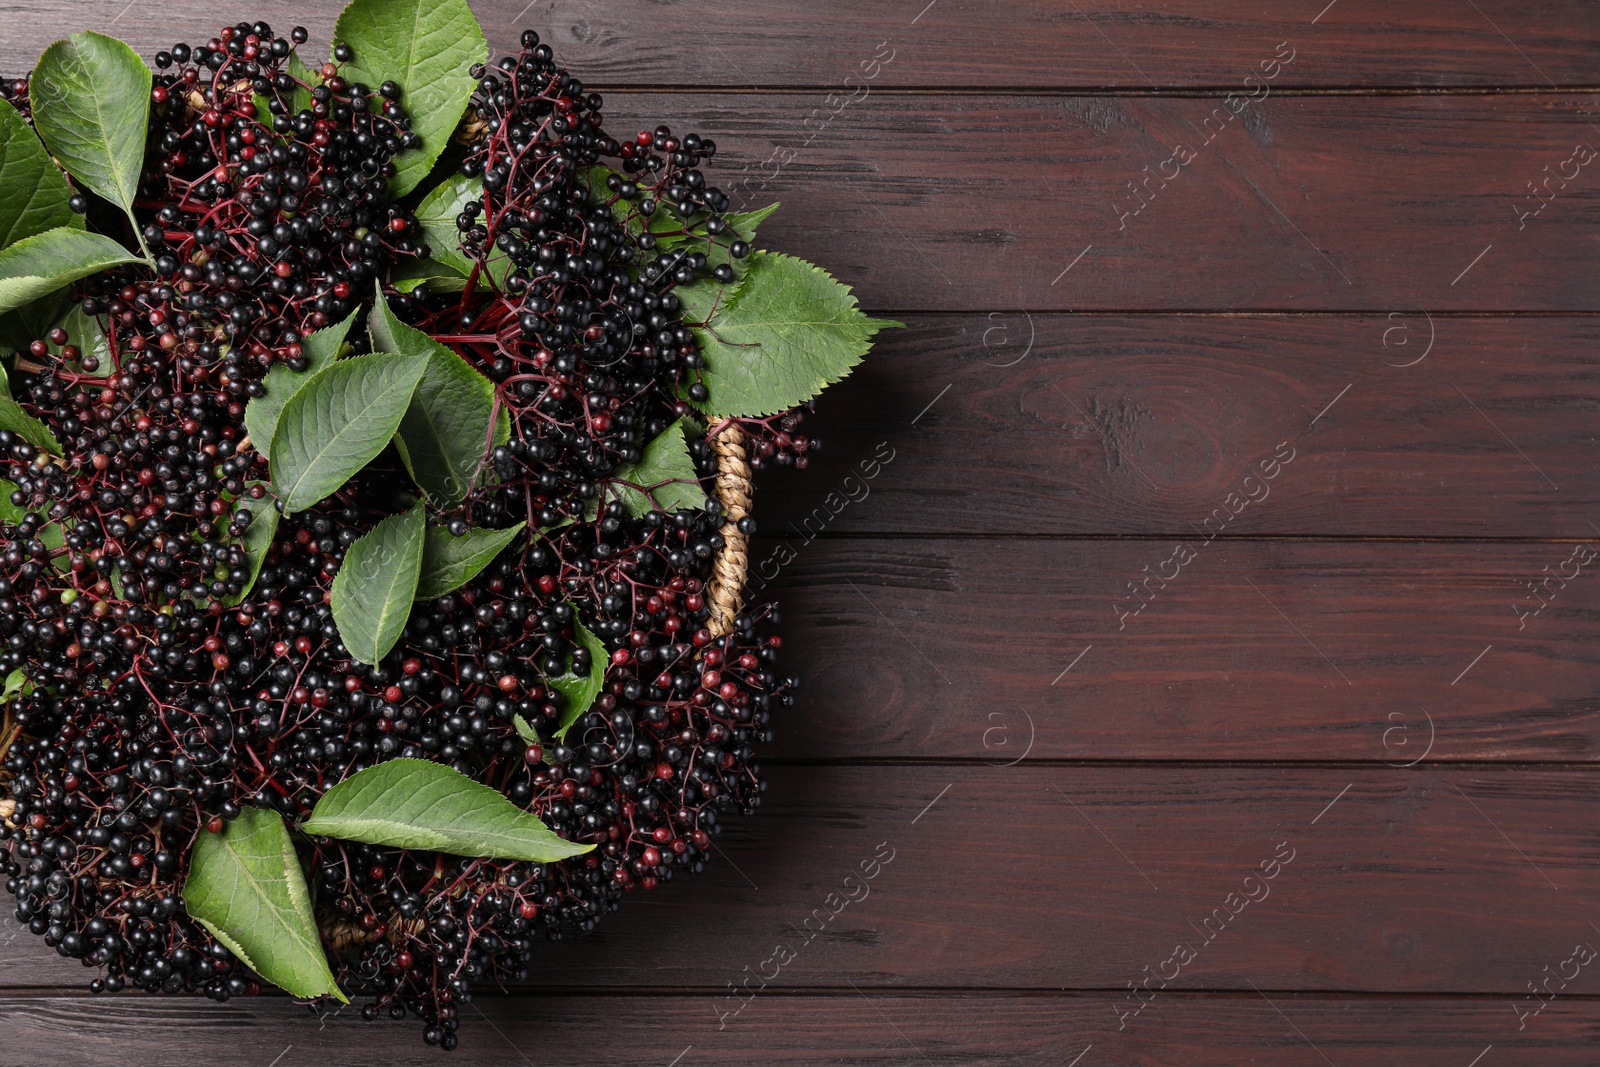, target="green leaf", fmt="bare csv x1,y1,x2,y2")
659,201,778,274
511,714,538,744
0,288,68,360
416,521,525,599
0,478,24,524
674,263,741,330
182,806,346,1002
2,667,28,703
29,32,152,256
225,489,279,607
583,166,675,240
334,0,487,197
701,202,779,271
286,49,318,116
302,758,592,862
53,302,111,376
269,351,427,513
0,101,76,251
0,226,140,317
255,48,318,125
331,503,425,665
726,202,780,239
413,171,480,278
0,362,60,454
301,310,358,371
665,205,776,339
370,291,496,506
689,252,898,418
551,619,609,739
592,418,704,518
243,310,357,456
39,519,64,554
390,256,467,294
